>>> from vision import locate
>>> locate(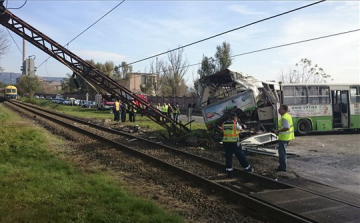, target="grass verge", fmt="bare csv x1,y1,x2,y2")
0,103,182,223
